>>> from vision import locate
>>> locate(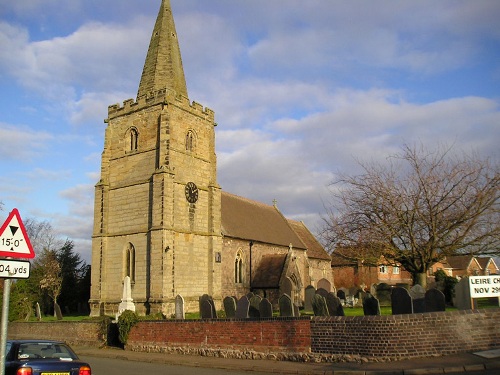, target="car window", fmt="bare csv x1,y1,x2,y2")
5,342,11,356
18,343,77,360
